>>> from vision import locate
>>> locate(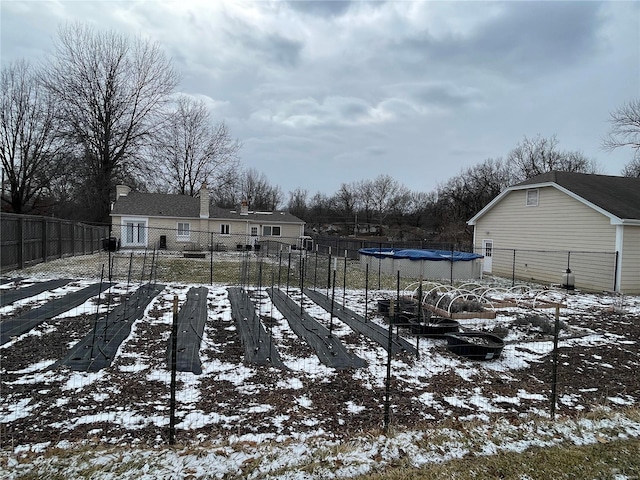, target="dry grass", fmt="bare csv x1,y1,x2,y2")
5,409,640,479
355,438,640,479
